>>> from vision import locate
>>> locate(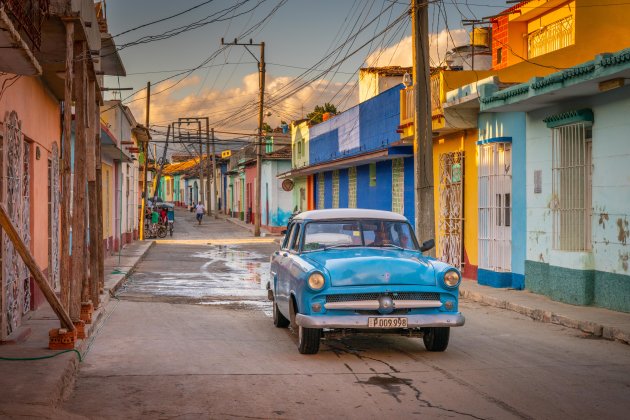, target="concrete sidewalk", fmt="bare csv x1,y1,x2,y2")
0,240,153,417
460,280,630,345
